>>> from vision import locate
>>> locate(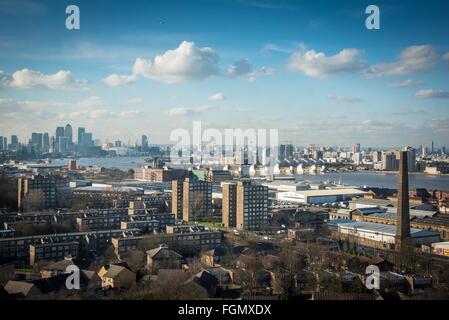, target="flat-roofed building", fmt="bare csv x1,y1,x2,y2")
236,180,268,231
112,227,223,256
277,188,367,205
18,174,71,212
182,178,212,222
134,167,189,182
0,229,140,263
29,241,79,265
120,219,159,232
206,169,233,183
72,185,143,209
171,180,184,220
222,182,237,228
328,219,440,250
